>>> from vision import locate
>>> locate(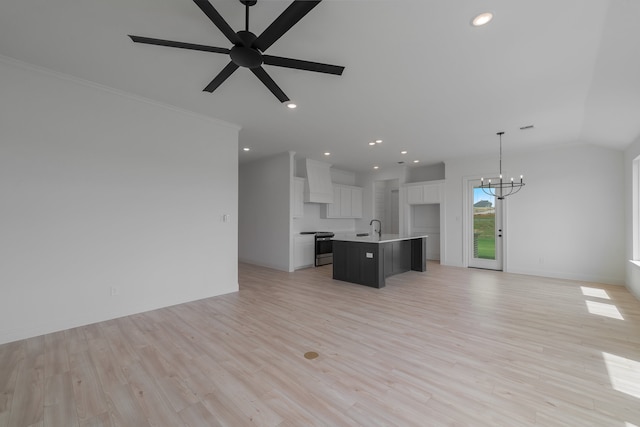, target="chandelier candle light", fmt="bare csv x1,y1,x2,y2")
480,132,525,200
